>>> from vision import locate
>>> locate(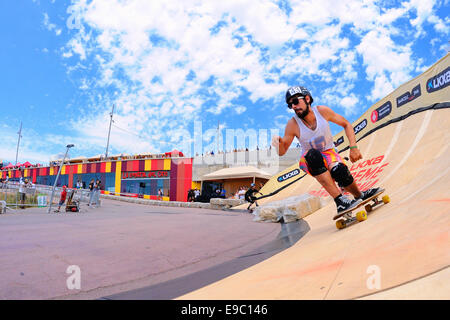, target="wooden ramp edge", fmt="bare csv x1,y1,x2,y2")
177,107,450,300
